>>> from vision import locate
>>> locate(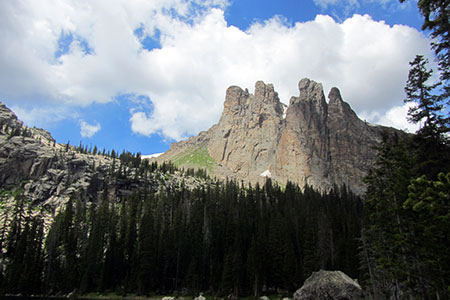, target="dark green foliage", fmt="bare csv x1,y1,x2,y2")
1,191,44,295
361,134,416,298
360,80,449,299
404,55,445,130
403,173,450,295
362,13,450,295
404,54,450,178
401,0,450,99
1,177,363,296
